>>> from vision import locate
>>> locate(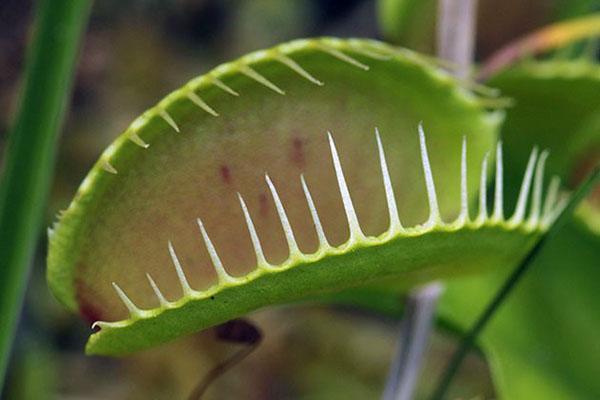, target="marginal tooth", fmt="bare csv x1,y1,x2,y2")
239,65,285,95
187,92,219,116
197,218,237,284
476,152,490,224
317,44,369,70
375,128,403,233
274,54,324,86
112,282,143,318
168,241,194,296
543,192,569,228
128,130,150,148
209,76,239,96
146,273,170,307
456,135,469,225
509,147,539,226
101,160,117,174
527,150,550,228
91,321,105,331
327,132,365,240
237,193,270,268
542,176,561,220
265,174,301,256
158,109,180,133
348,45,393,60
300,175,330,249
417,124,441,228
492,141,504,222
91,320,121,331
